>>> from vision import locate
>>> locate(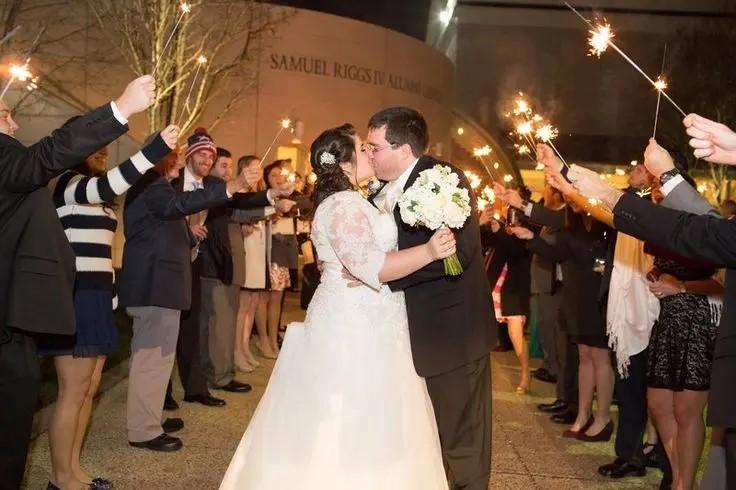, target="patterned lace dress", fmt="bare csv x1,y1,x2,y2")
647,254,720,391
220,191,447,489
